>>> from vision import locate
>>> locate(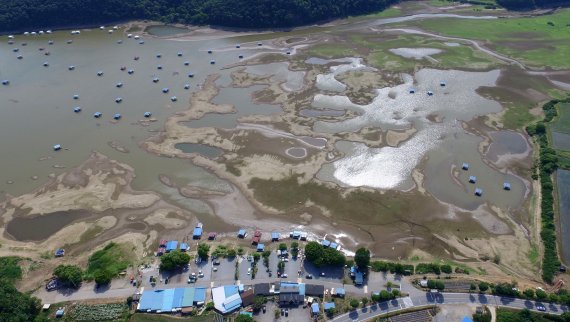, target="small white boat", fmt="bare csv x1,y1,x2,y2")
94,112,102,118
